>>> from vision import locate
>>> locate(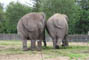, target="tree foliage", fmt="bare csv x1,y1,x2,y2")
4,2,32,33
0,3,4,22
75,0,89,34
32,0,41,12
0,3,5,33
0,0,89,34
